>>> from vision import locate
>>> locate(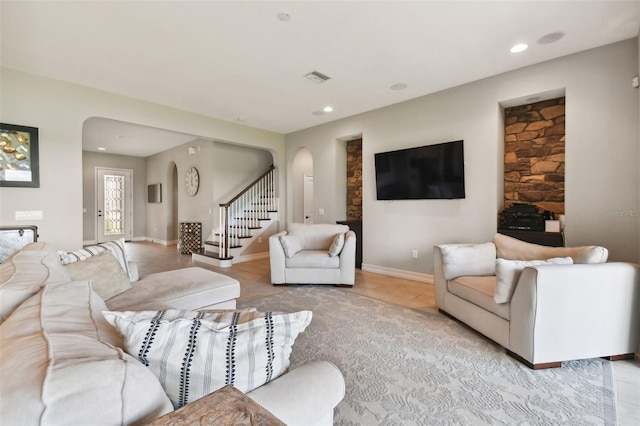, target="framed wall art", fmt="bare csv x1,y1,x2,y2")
0,123,40,188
